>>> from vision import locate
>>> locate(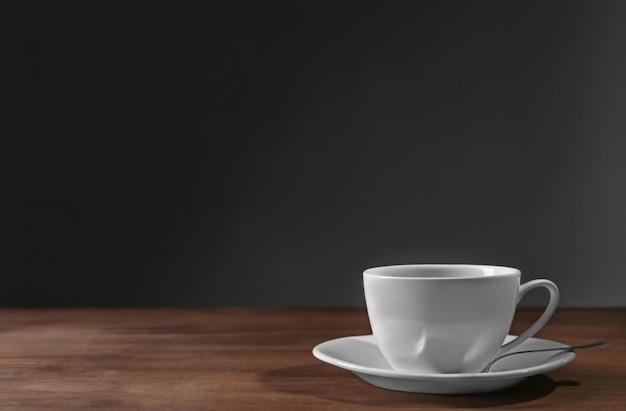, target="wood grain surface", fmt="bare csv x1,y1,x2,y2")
0,308,623,410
